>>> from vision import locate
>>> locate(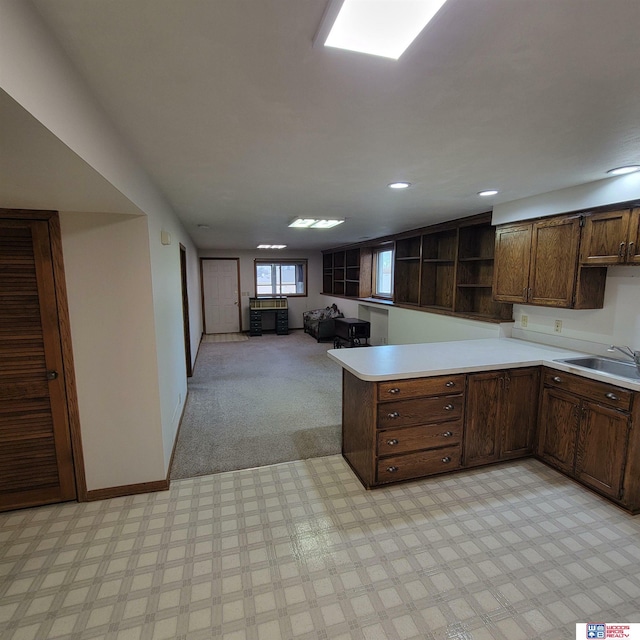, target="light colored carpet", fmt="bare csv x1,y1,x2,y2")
170,331,342,478
201,332,248,343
